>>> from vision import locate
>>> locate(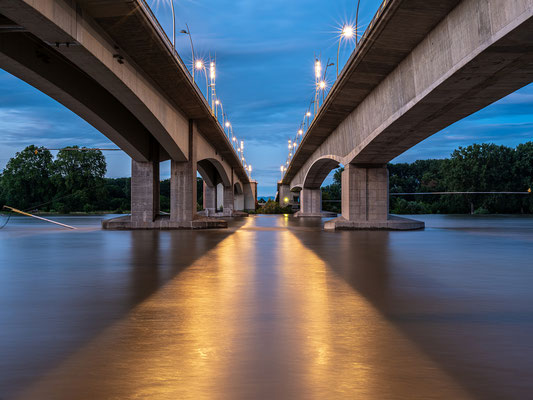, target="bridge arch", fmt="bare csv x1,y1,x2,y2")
197,158,231,187
303,155,343,189
234,182,243,195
